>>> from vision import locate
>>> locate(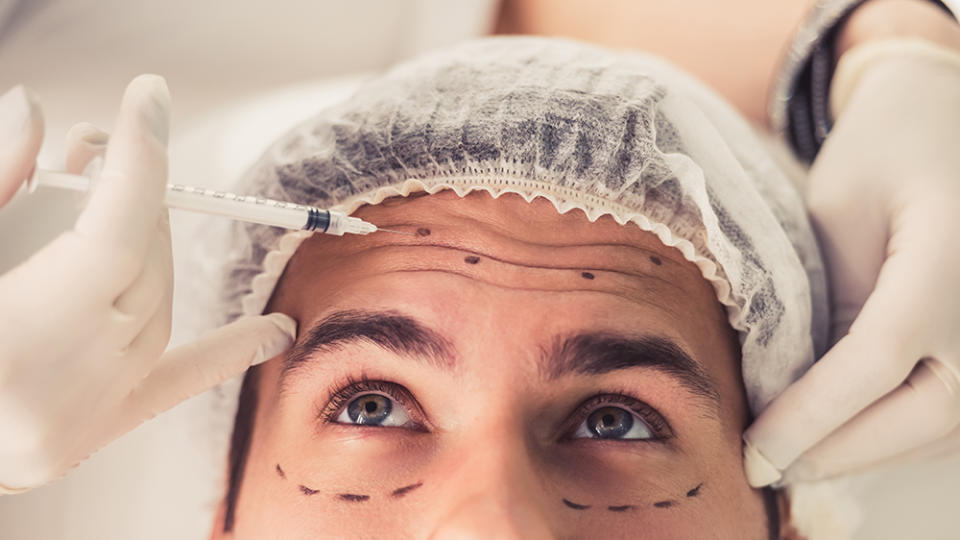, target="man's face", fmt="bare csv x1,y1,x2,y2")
214,191,772,539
